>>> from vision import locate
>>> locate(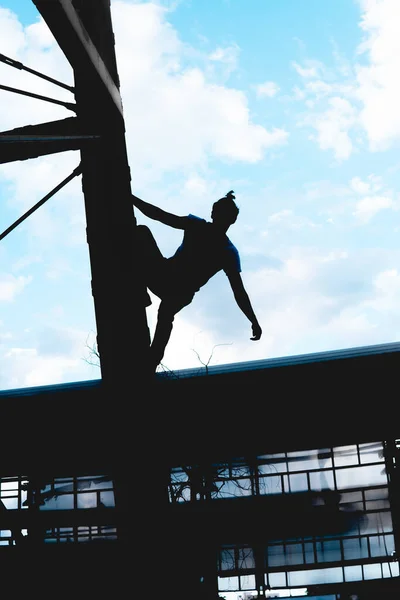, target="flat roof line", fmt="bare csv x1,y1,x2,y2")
156,340,400,380
1,340,400,395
